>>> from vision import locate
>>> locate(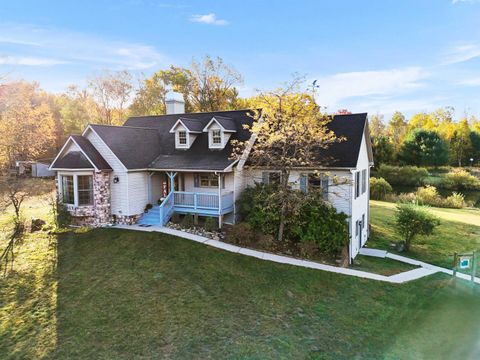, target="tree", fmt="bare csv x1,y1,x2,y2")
87,70,133,125
371,135,395,166
0,81,56,168
398,129,449,167
232,78,339,242
0,178,28,273
369,113,386,138
395,203,439,252
450,119,472,166
409,112,436,132
470,131,480,166
130,66,192,116
188,55,243,112
387,111,408,150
